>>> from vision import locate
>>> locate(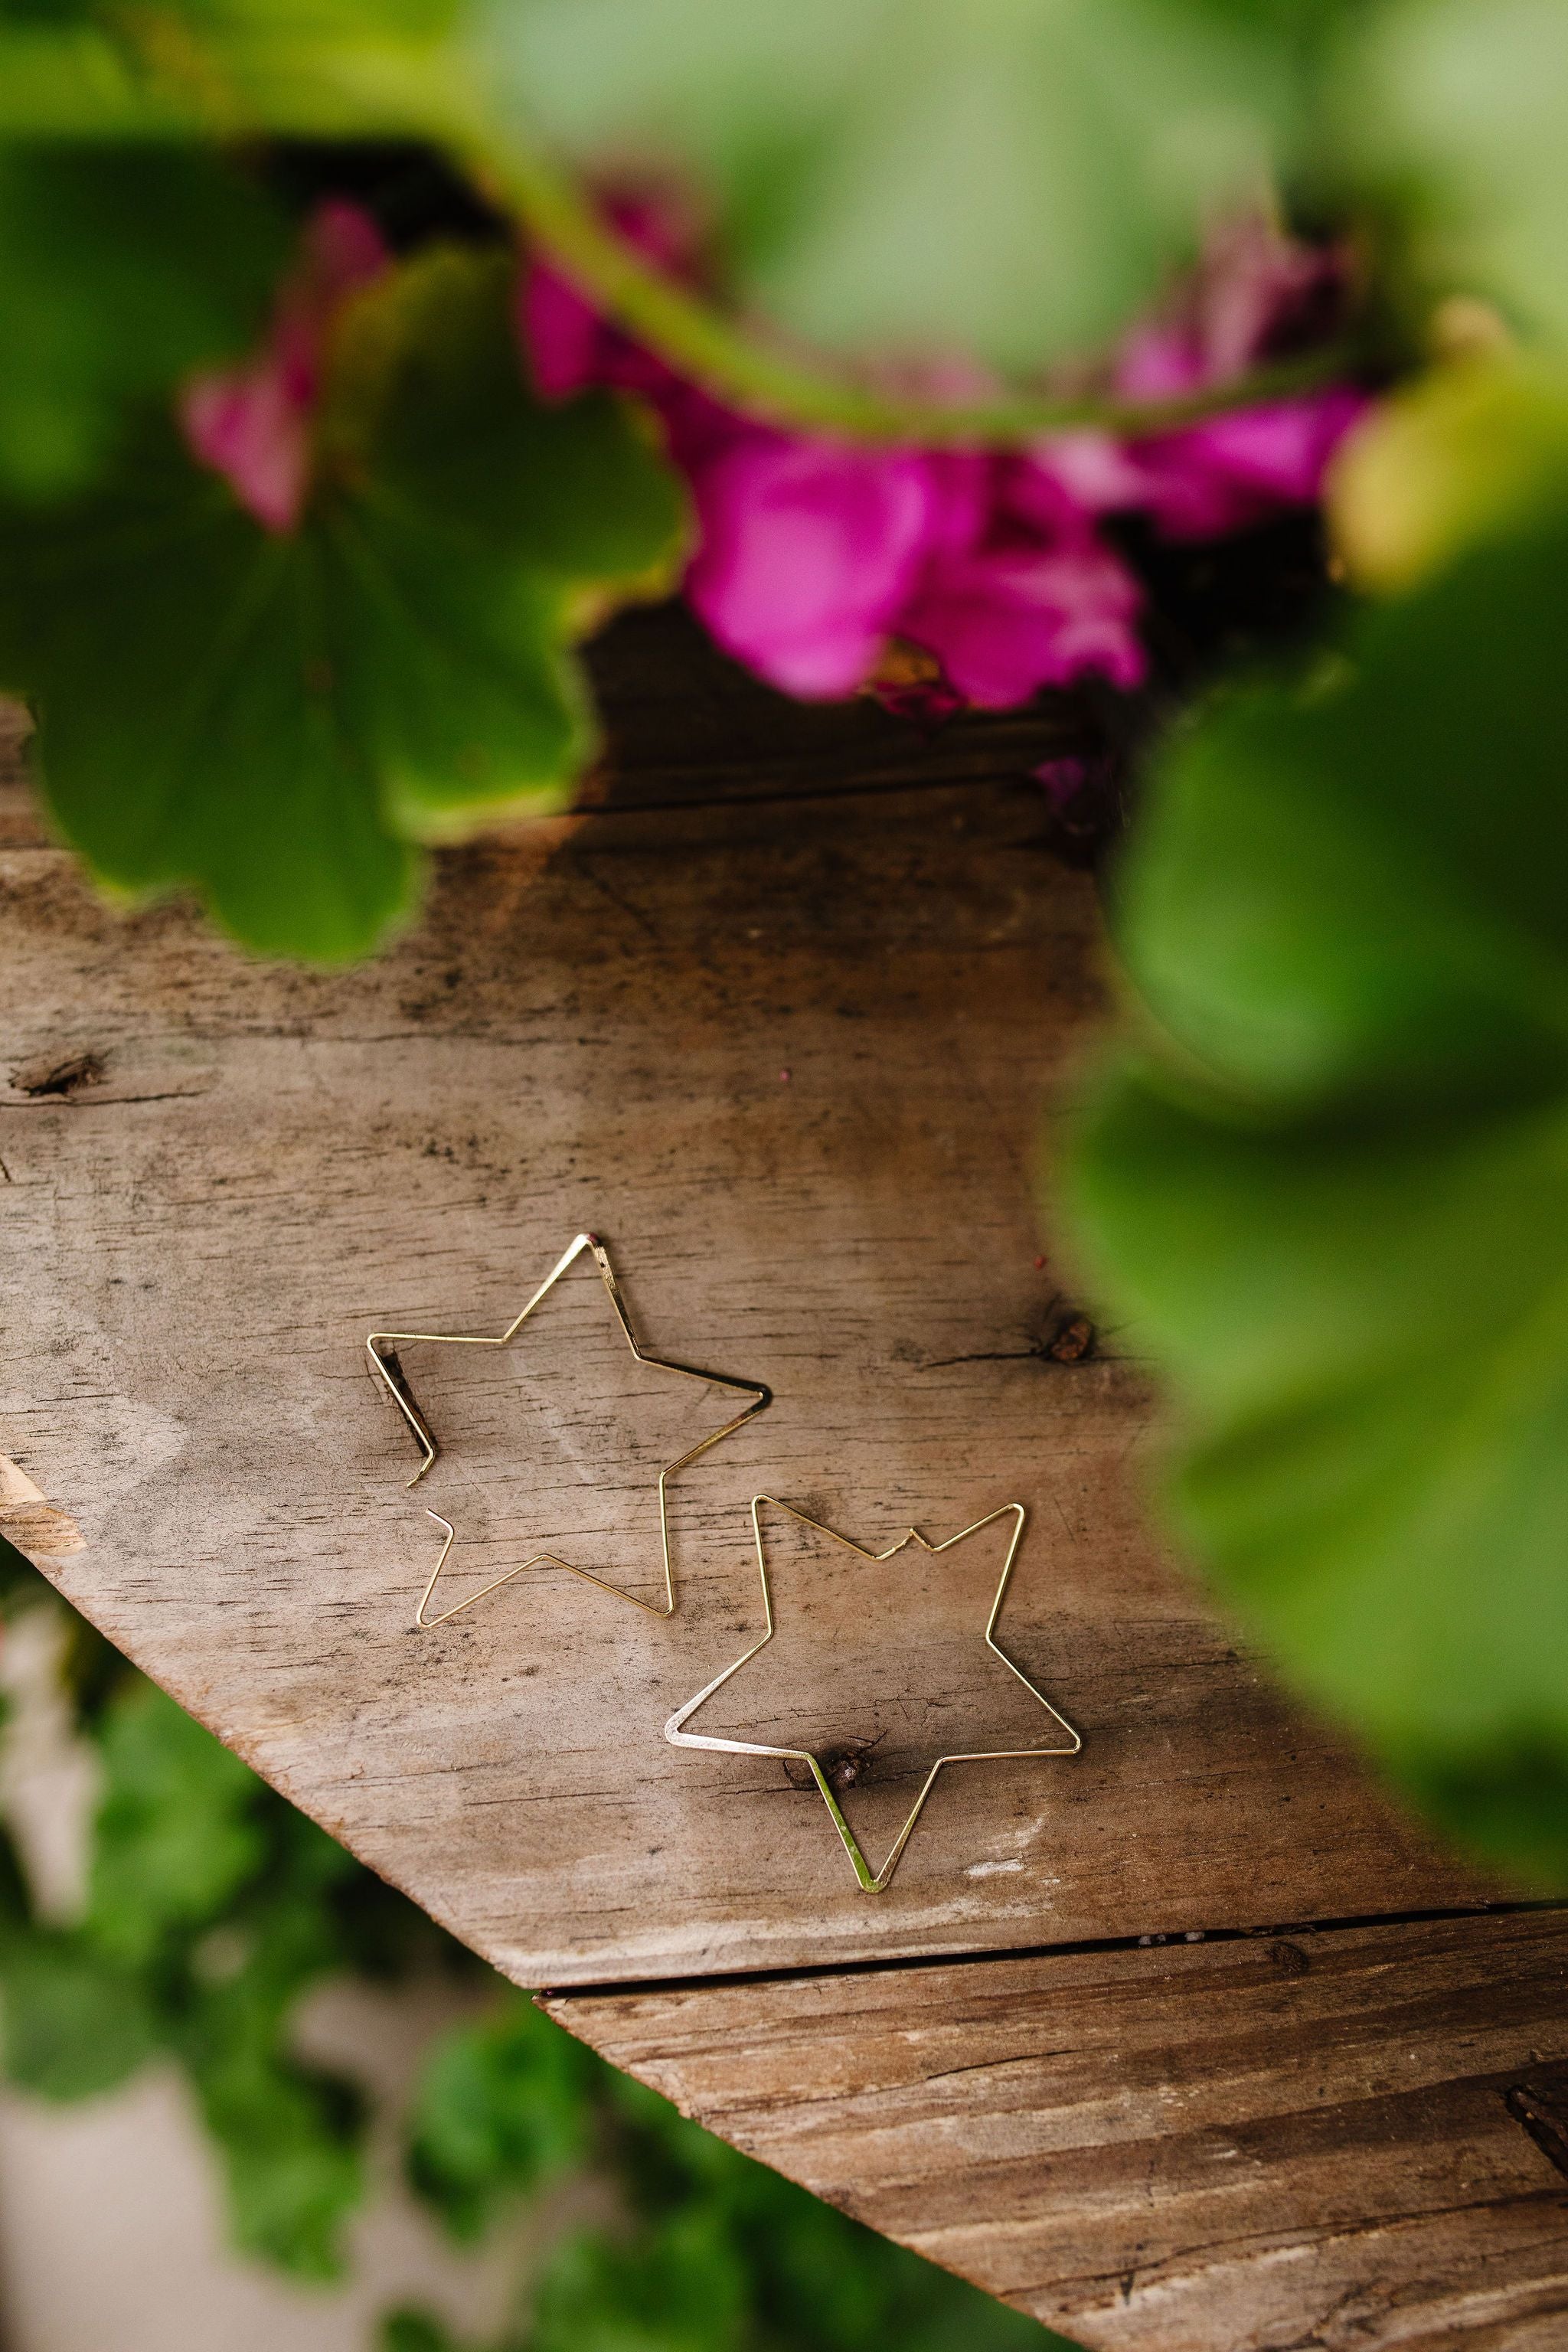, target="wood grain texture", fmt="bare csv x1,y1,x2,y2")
0,615,1478,1991
544,1908,1568,2352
